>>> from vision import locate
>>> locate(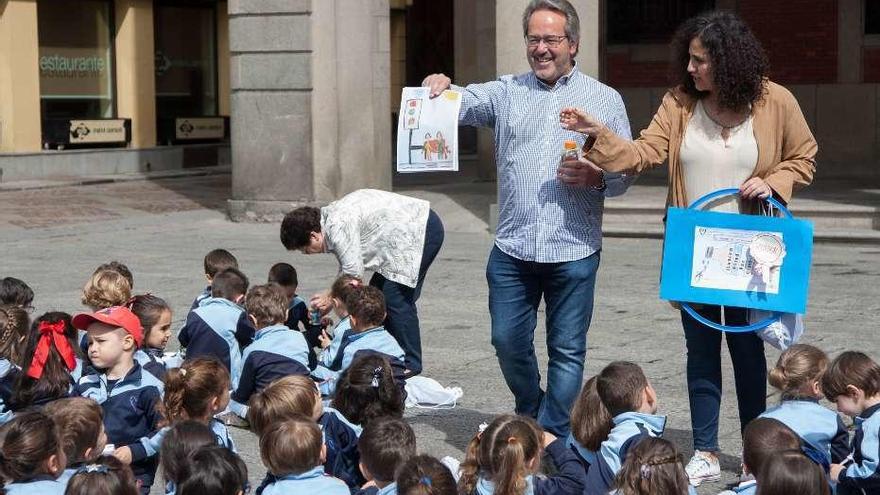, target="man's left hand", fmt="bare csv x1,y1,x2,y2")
557,157,605,189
